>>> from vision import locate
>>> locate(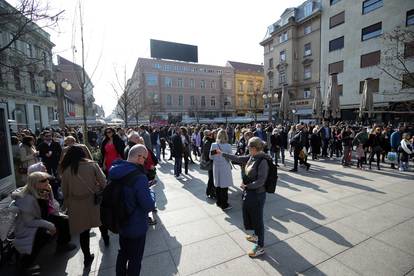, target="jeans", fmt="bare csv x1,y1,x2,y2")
116,234,146,276
174,156,182,177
